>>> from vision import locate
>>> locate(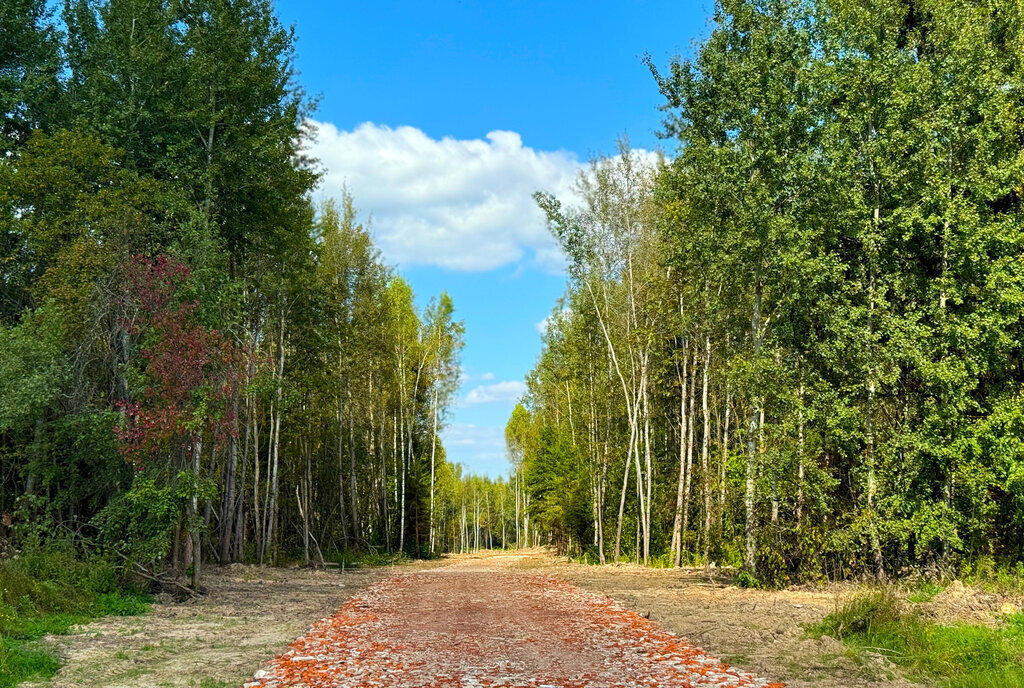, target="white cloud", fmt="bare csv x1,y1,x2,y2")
463,380,527,405
480,371,496,381
441,424,511,478
310,120,581,272
443,424,505,449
